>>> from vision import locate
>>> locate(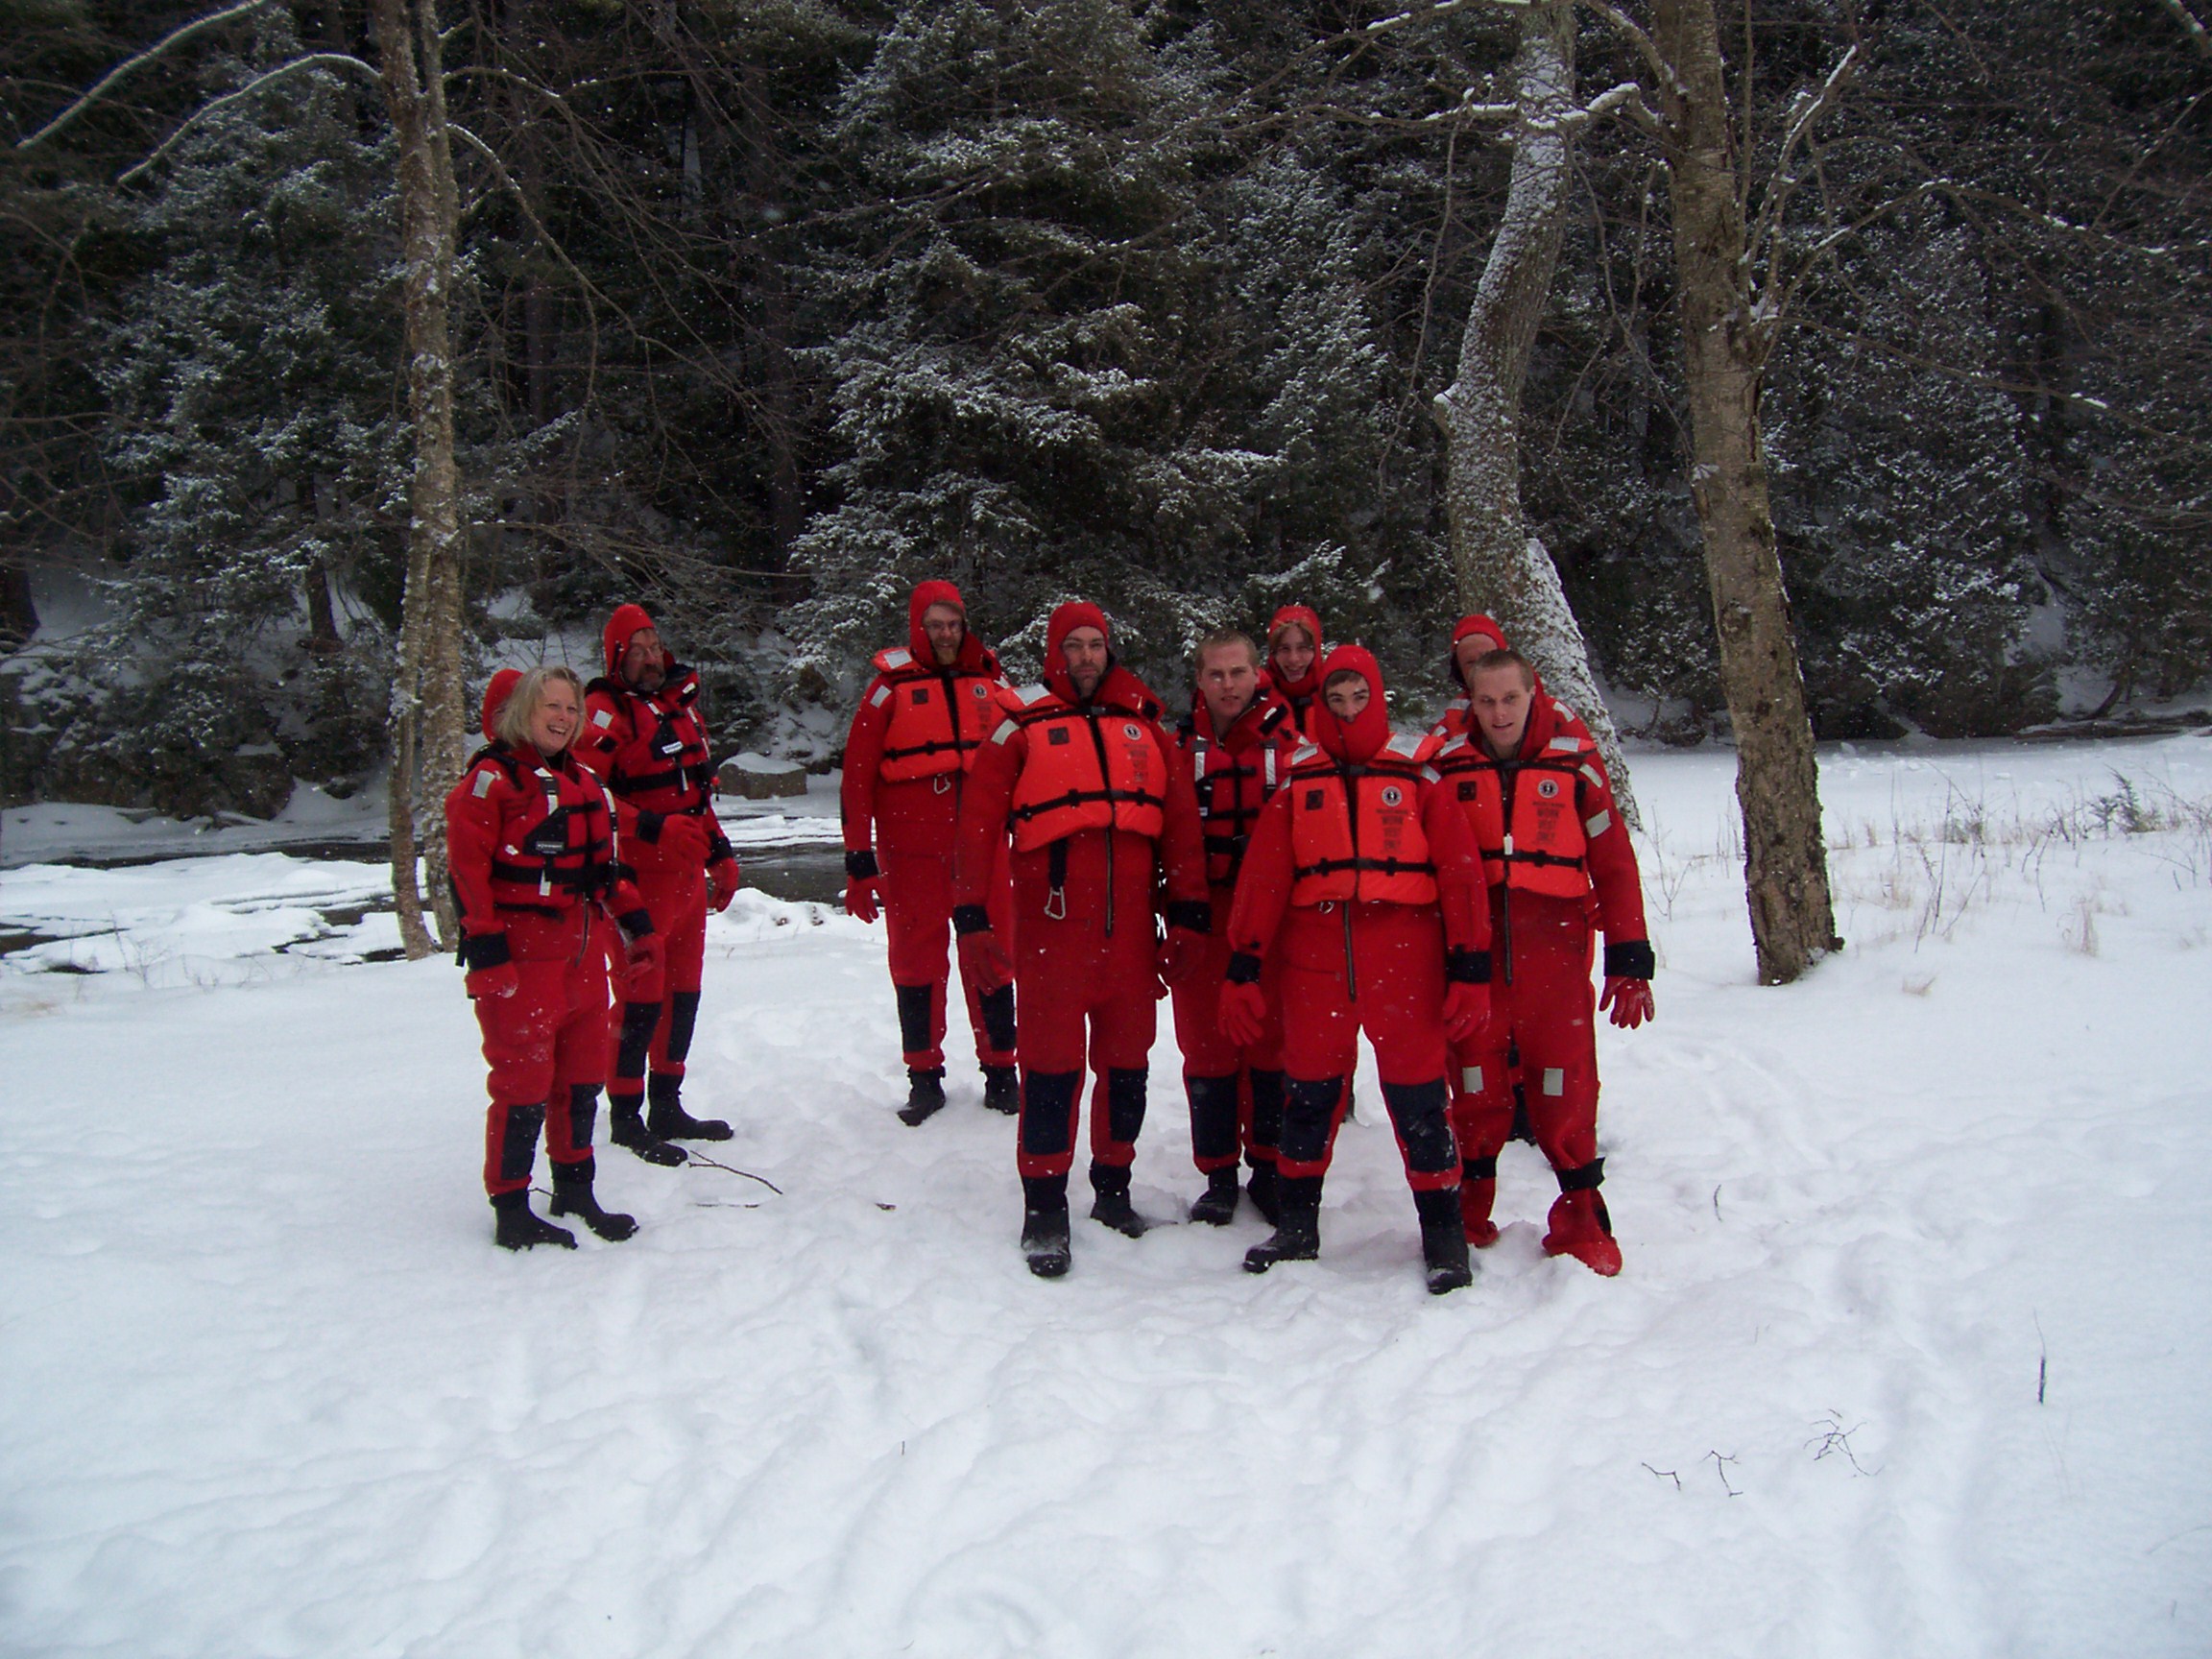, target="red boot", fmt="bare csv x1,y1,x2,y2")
1542,1180,1622,1277
1460,1176,1500,1248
